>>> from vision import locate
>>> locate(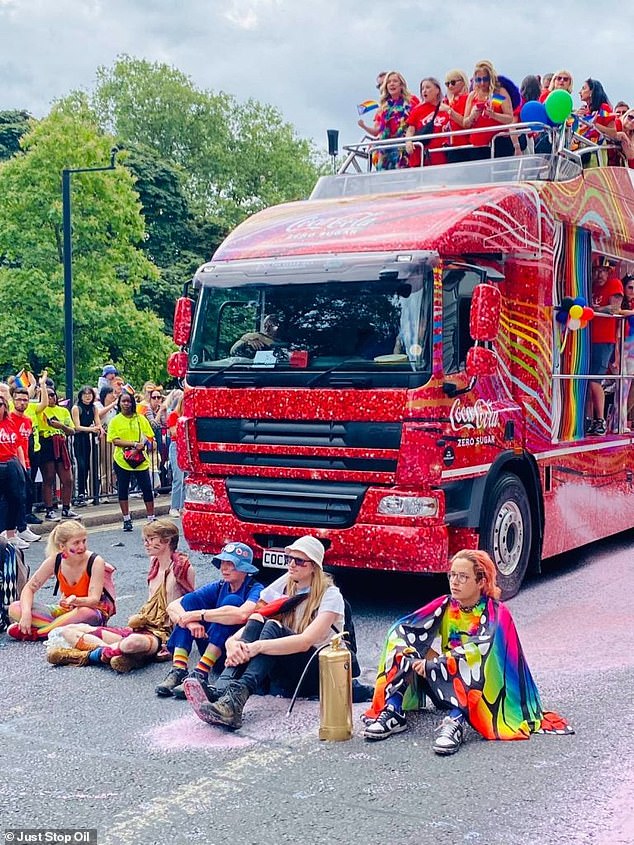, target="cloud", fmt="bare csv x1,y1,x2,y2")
0,0,633,150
